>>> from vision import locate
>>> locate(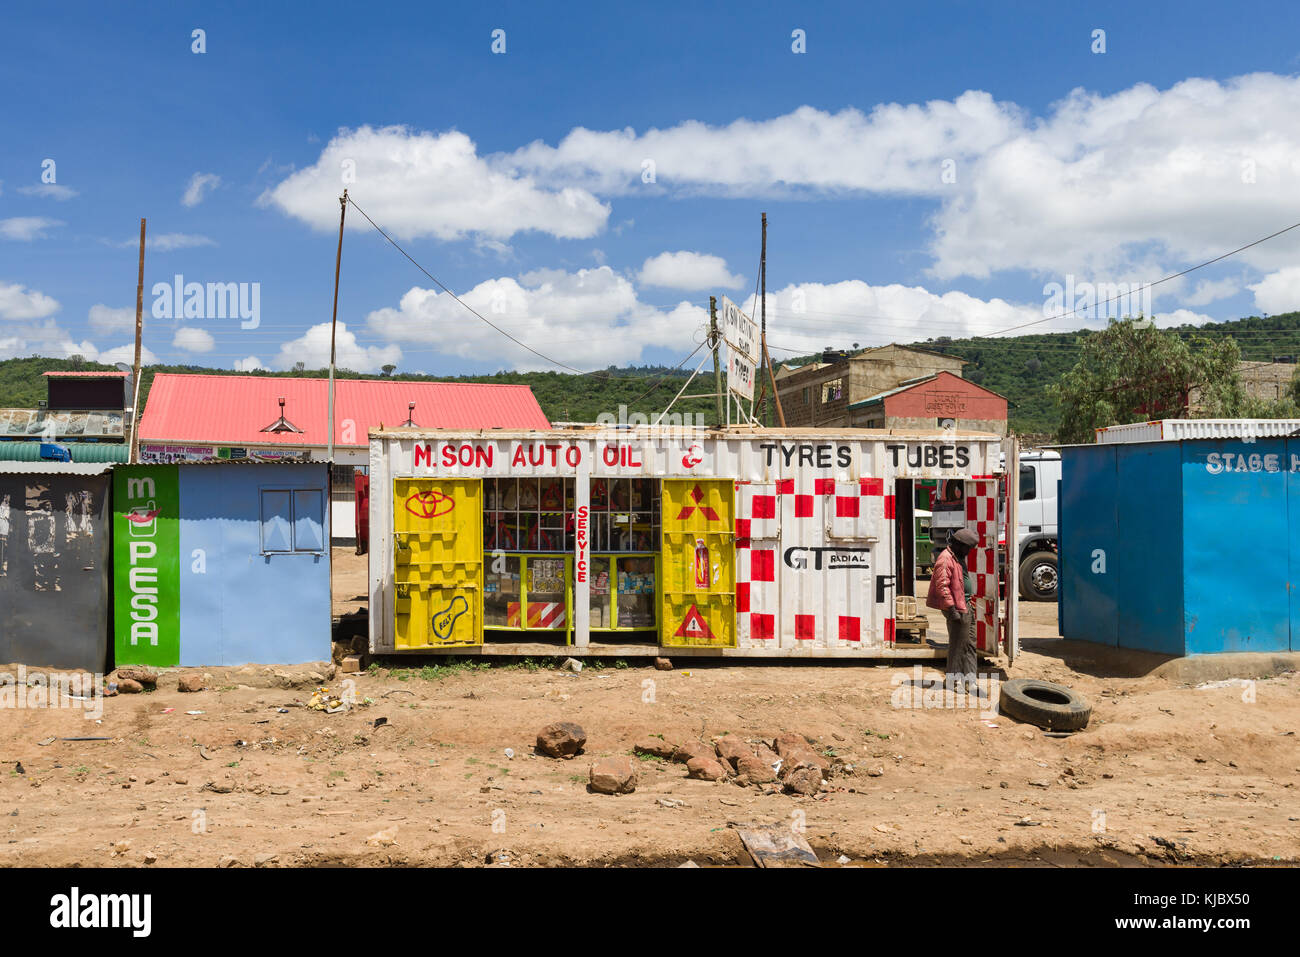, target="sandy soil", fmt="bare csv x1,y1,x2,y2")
1,550,1296,868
